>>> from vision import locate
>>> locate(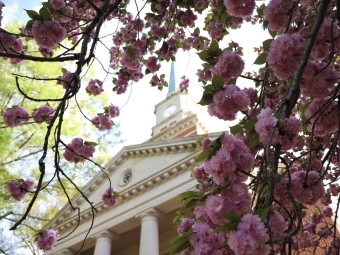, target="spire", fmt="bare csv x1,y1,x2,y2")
167,61,177,97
